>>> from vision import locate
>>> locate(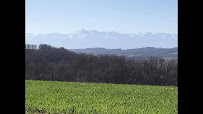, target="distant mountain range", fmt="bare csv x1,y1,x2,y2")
26,29,177,49
70,47,178,60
